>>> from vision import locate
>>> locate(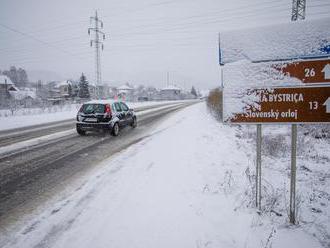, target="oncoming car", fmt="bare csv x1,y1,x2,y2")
76,100,137,136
